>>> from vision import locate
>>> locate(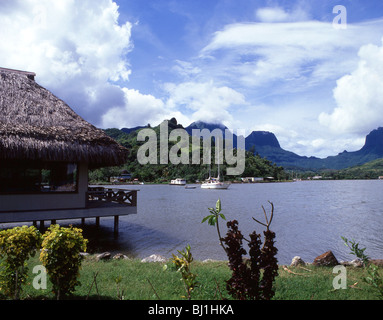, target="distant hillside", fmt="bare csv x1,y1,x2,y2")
98,118,286,183
186,122,383,170
330,158,383,179
106,119,383,171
